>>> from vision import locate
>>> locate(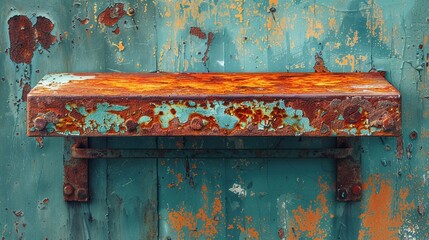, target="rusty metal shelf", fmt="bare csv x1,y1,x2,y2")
27,72,401,137
26,72,401,202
